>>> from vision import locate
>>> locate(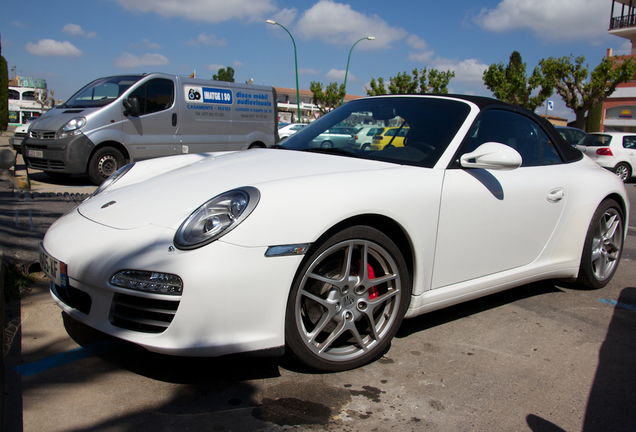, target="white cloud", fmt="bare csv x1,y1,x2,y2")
432,58,489,84
206,64,227,71
295,1,406,48
112,0,277,23
268,8,298,27
11,21,26,28
406,35,428,51
233,61,243,68
187,33,227,47
326,69,345,80
113,52,169,68
141,38,161,49
26,39,82,57
406,35,435,63
299,68,321,75
474,0,607,42
62,24,96,38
